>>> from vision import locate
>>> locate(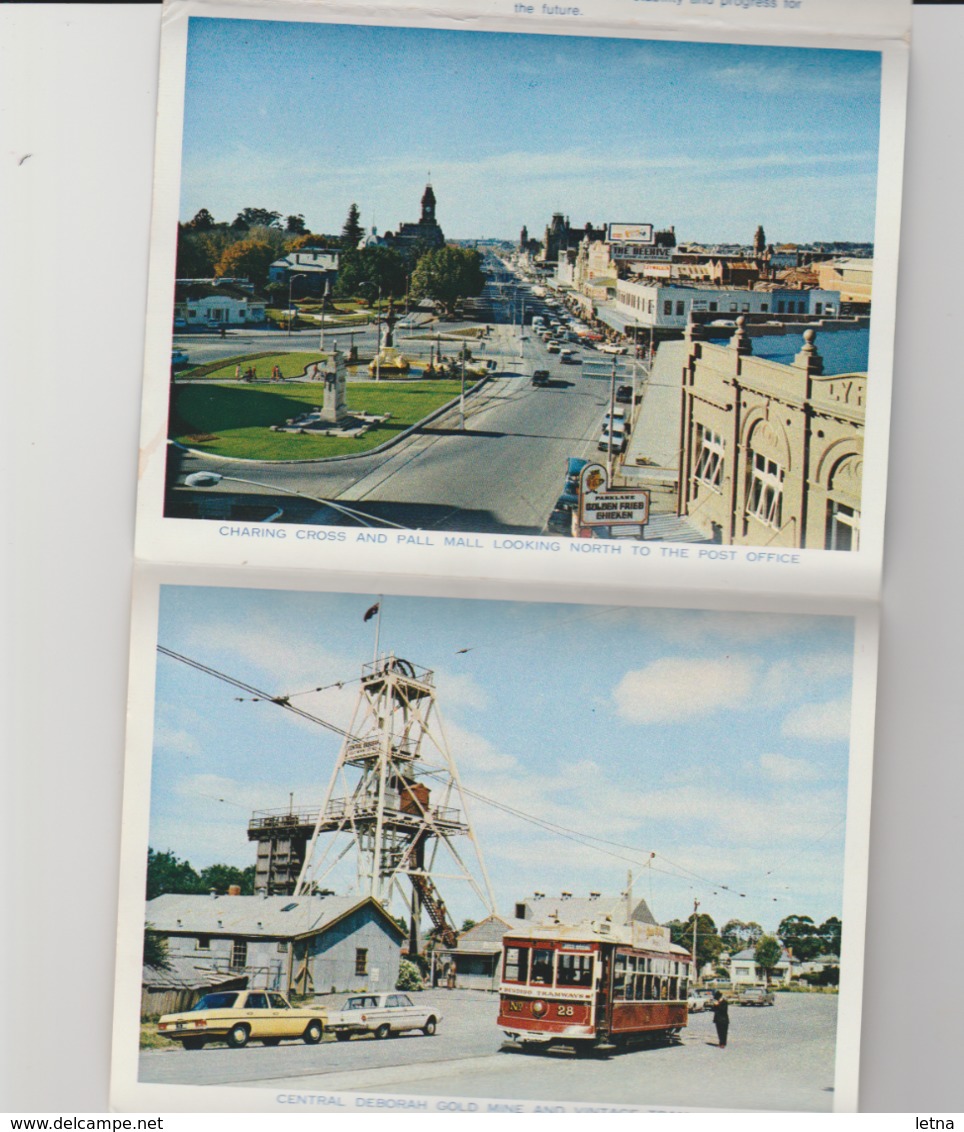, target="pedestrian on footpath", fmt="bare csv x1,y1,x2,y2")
710,991,729,1048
